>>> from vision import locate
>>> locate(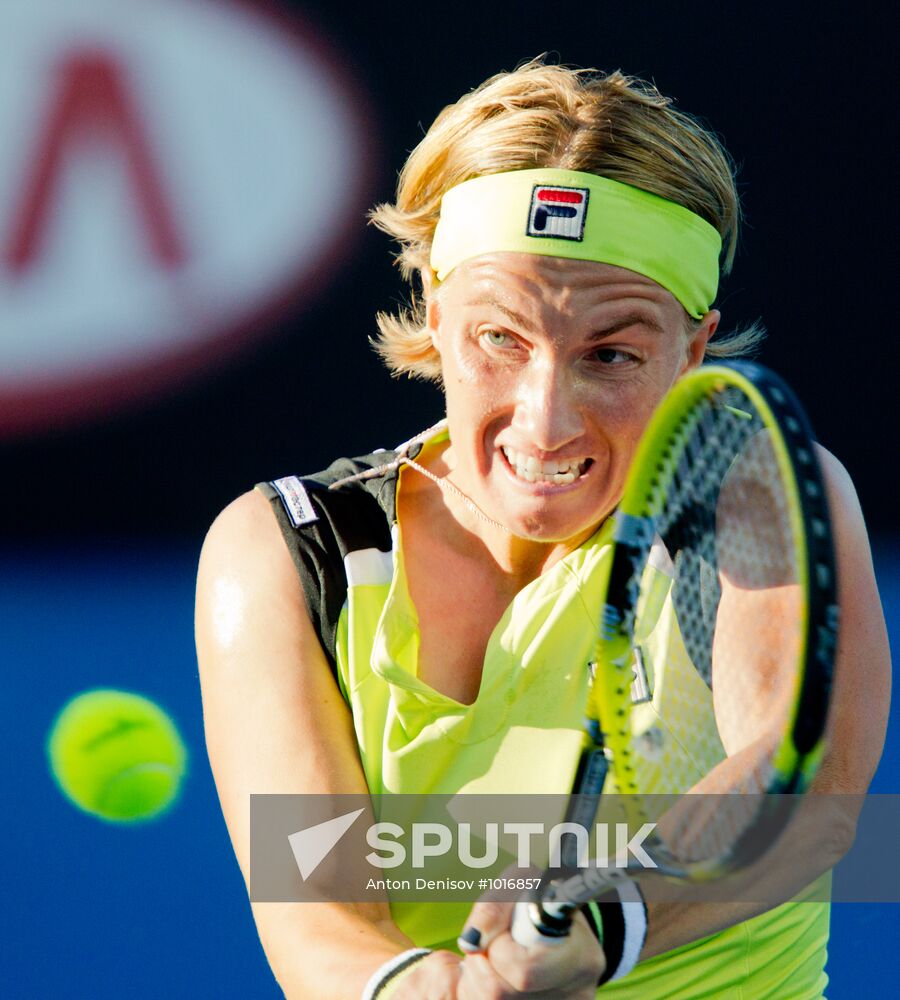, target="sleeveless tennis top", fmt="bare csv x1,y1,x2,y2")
257,425,830,999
